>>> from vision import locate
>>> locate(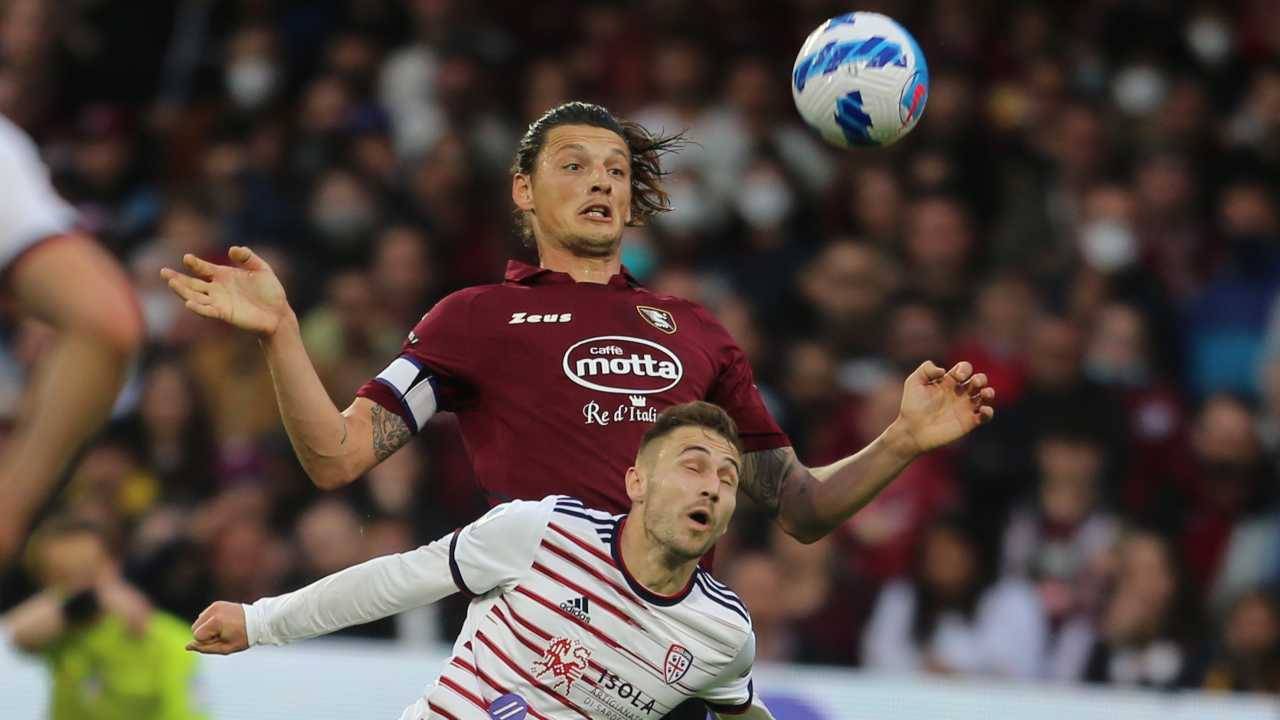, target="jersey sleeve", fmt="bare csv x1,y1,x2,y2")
0,117,77,270
243,497,554,647
694,307,790,453
700,631,756,715
355,289,481,432
449,496,556,596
